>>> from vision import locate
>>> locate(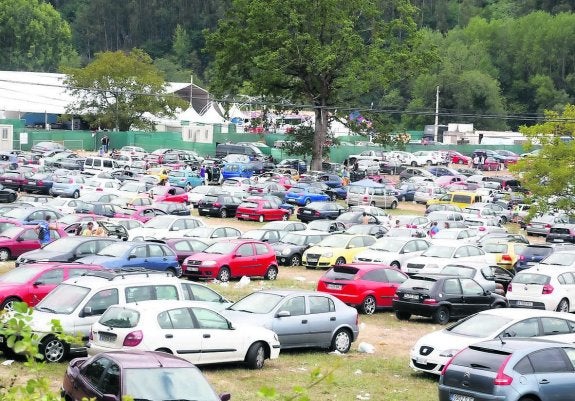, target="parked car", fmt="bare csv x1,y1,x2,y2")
345,223,388,238
335,211,383,228
404,243,488,275
302,234,376,269
526,213,569,236
149,185,189,203
88,300,280,369
296,202,346,222
438,339,575,401
353,237,431,271
182,239,278,282
197,194,243,218
272,230,329,266
307,219,347,234
546,223,575,243
221,289,359,353
128,215,204,241
514,243,575,272
161,238,211,265
235,198,290,222
393,274,508,324
183,226,241,241
240,229,283,244
167,169,203,190
285,186,330,206
317,263,408,314
62,350,230,401
0,225,67,261
50,175,86,198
